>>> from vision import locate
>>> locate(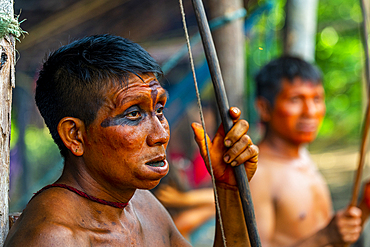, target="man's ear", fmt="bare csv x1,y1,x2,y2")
57,117,85,156
255,97,272,123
